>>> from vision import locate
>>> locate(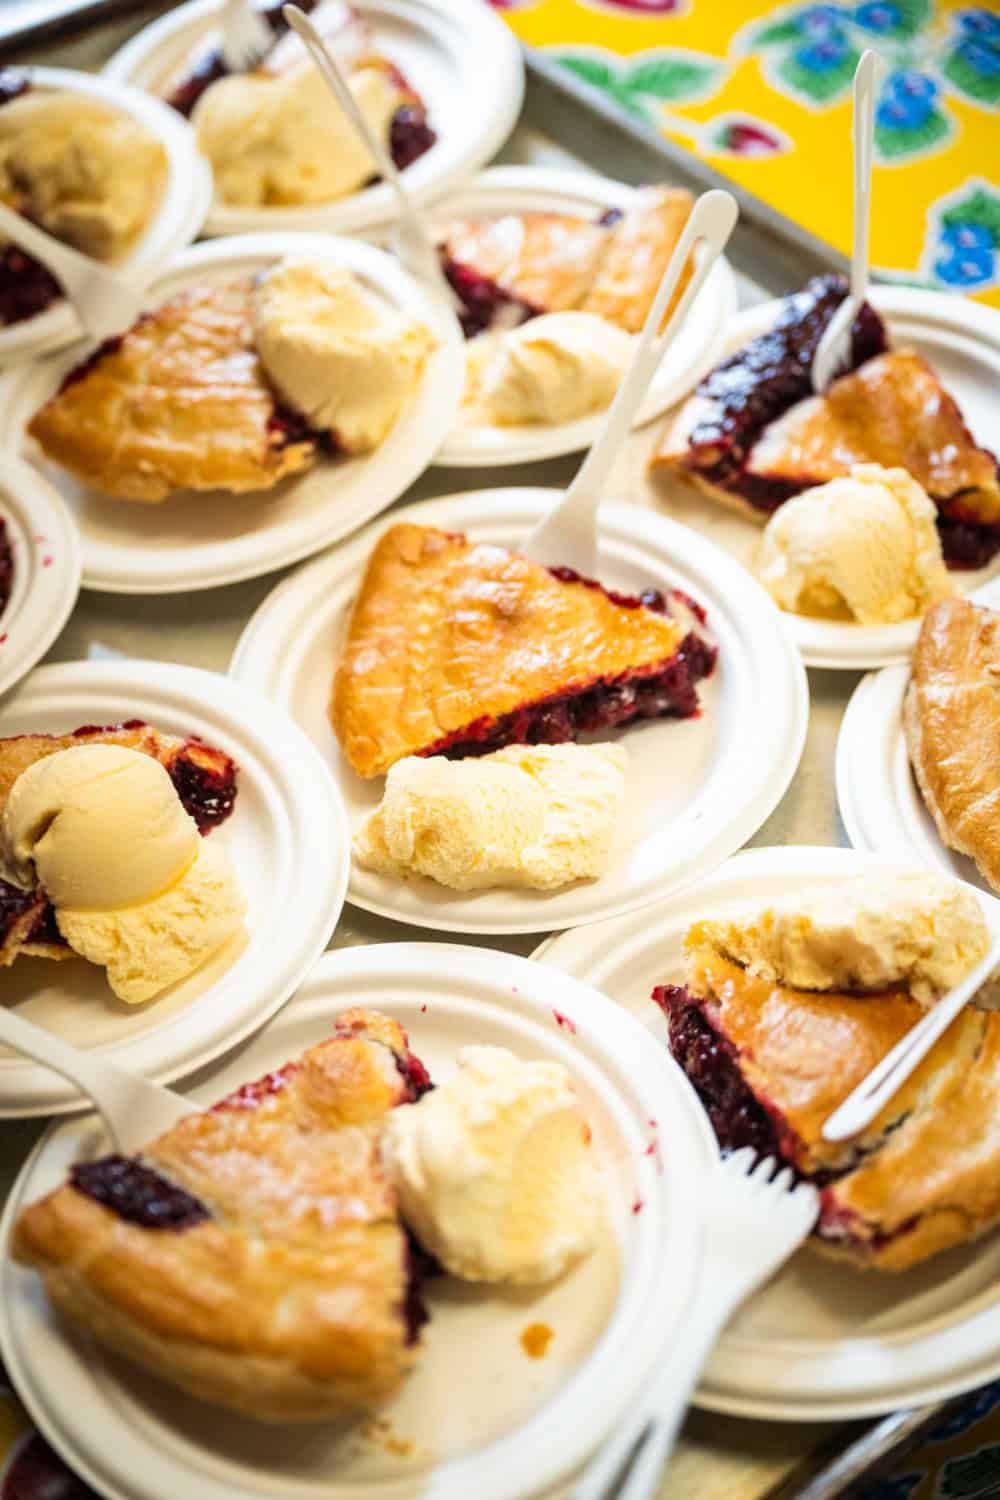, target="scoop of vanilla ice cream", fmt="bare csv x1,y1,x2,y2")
353,742,628,891
253,258,434,452
381,1044,600,1284
689,869,990,1005
56,840,245,1005
0,93,165,261
193,62,400,208
755,465,954,625
474,312,634,426
1,745,199,910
